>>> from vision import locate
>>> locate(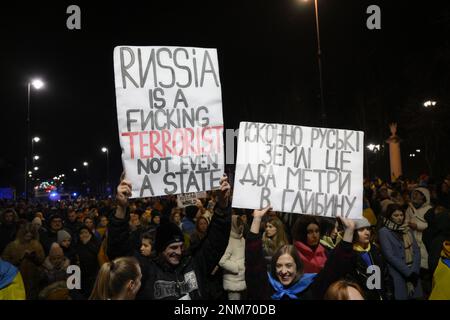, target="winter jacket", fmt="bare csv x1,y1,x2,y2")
219,222,246,292
423,209,450,274
2,239,45,299
405,187,433,269
245,231,354,300
0,223,17,256
41,256,70,286
378,227,423,299
107,203,231,300
346,243,394,300
76,236,100,297
294,241,328,274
